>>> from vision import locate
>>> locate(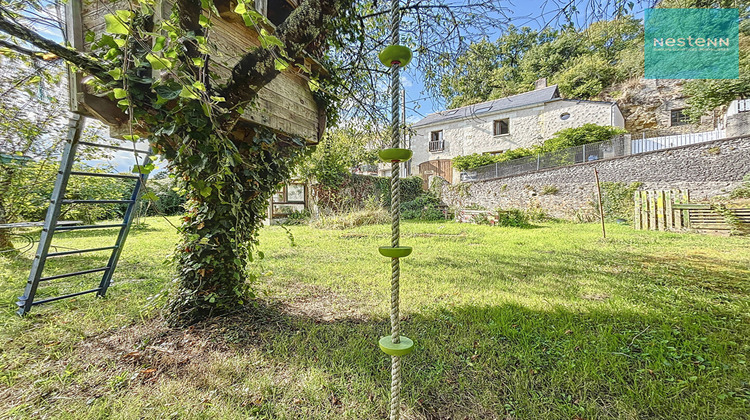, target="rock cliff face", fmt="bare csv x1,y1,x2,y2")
600,78,719,135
